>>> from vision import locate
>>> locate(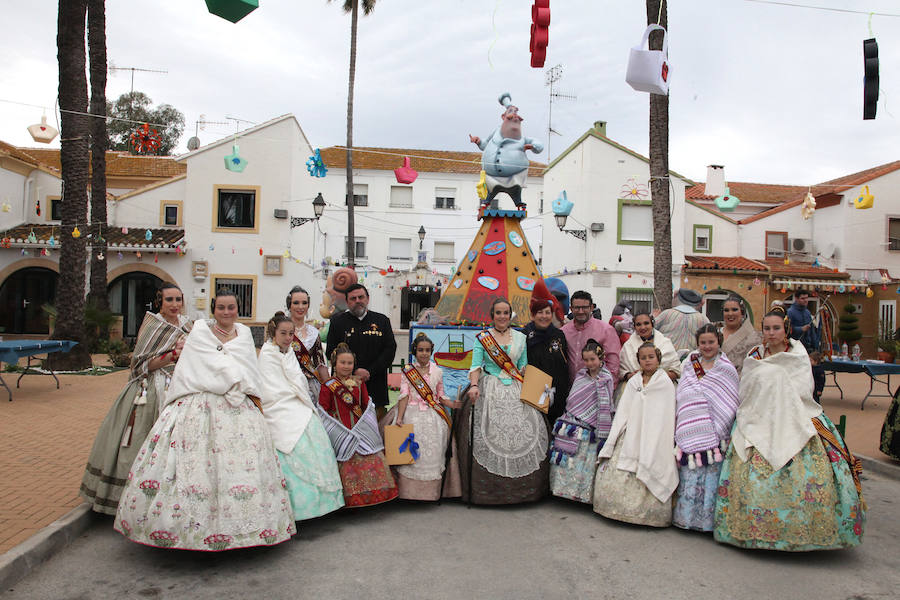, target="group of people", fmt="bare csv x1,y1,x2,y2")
78,278,866,553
